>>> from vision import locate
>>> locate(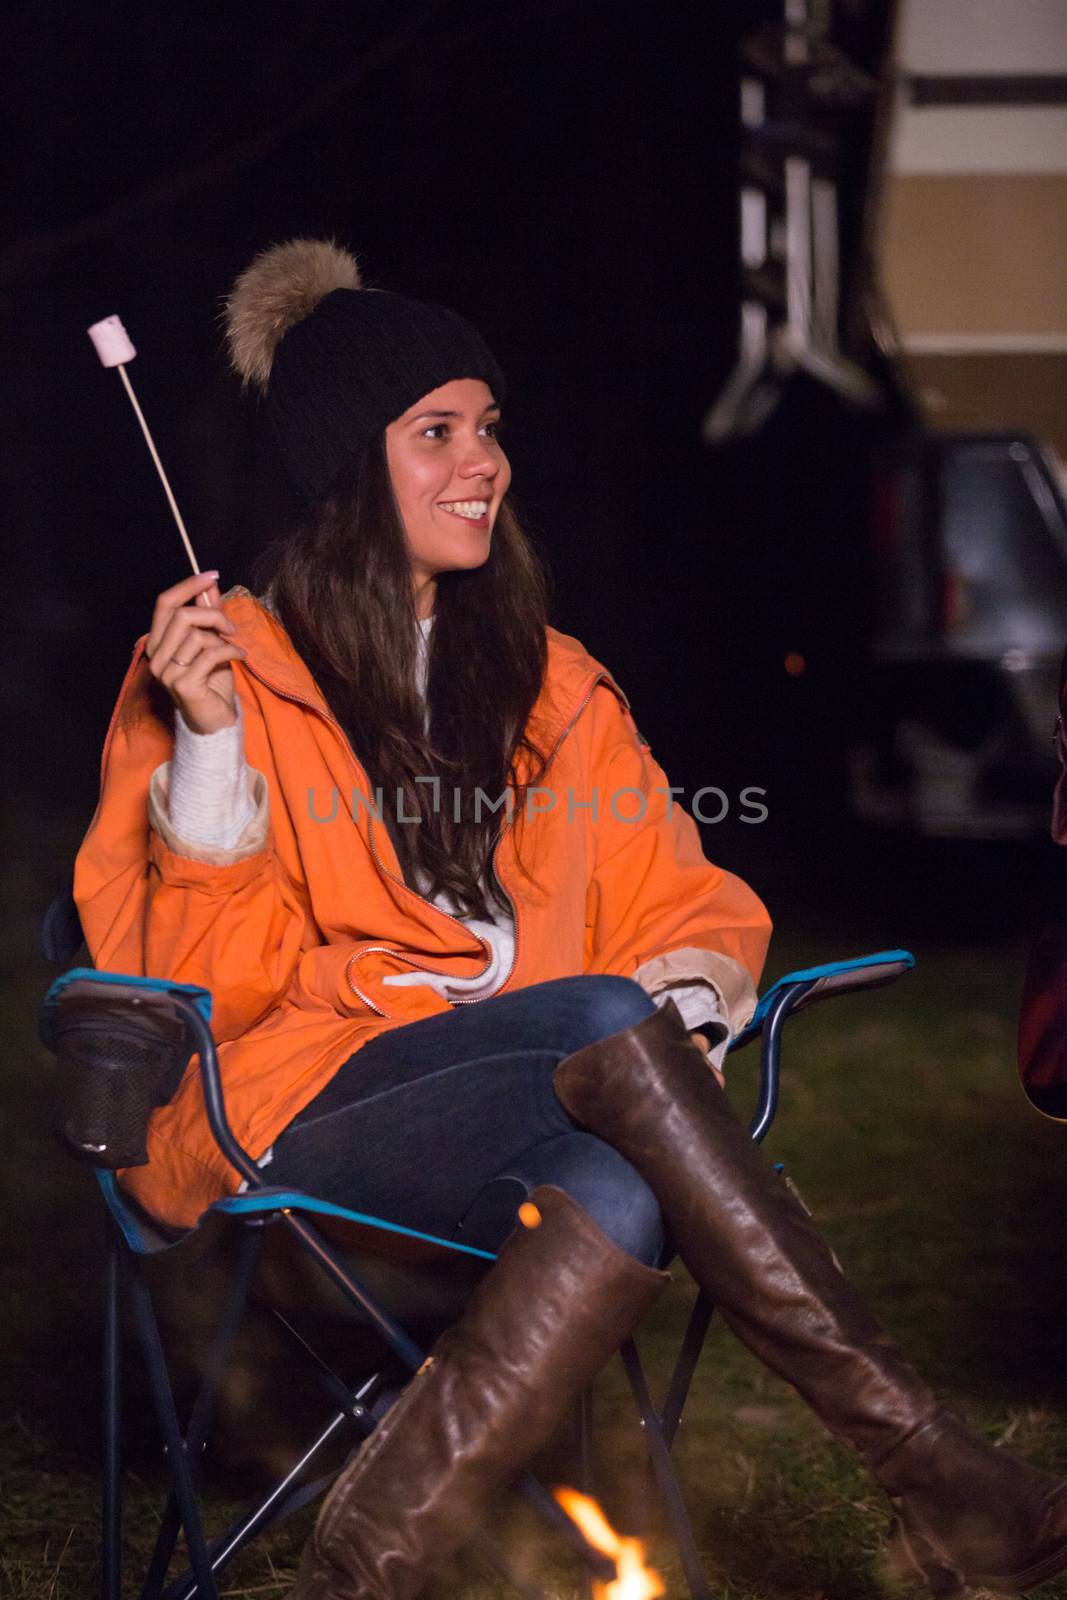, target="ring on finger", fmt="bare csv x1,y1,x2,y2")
172,655,191,667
